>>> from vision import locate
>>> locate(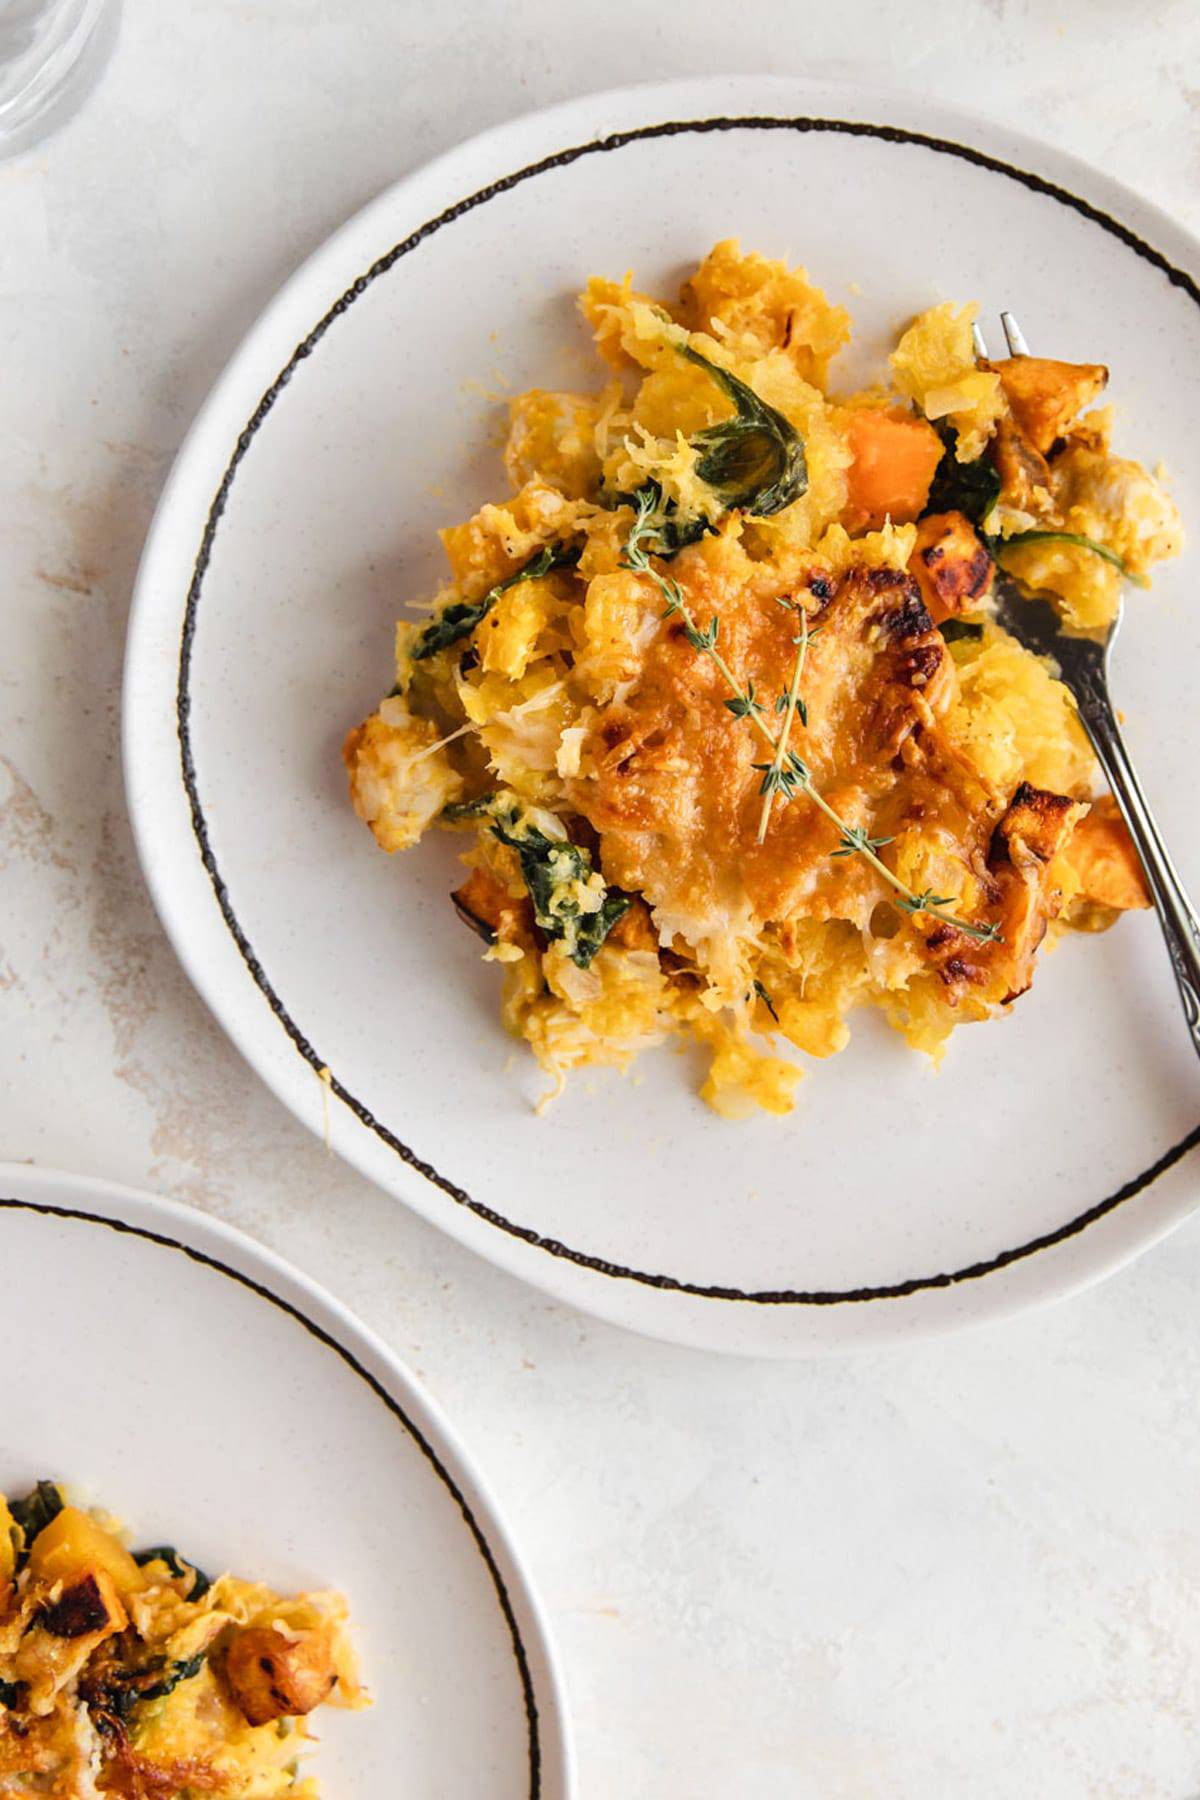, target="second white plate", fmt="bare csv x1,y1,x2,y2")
0,1164,571,1796
124,77,1200,1353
